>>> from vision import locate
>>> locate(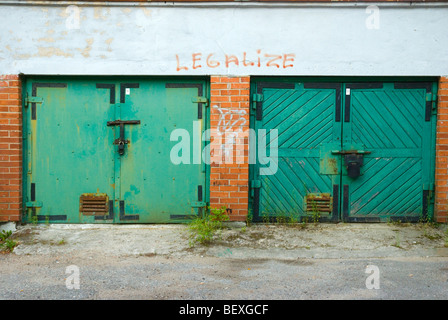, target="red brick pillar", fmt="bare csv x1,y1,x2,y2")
0,75,22,223
435,76,448,223
209,76,250,221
